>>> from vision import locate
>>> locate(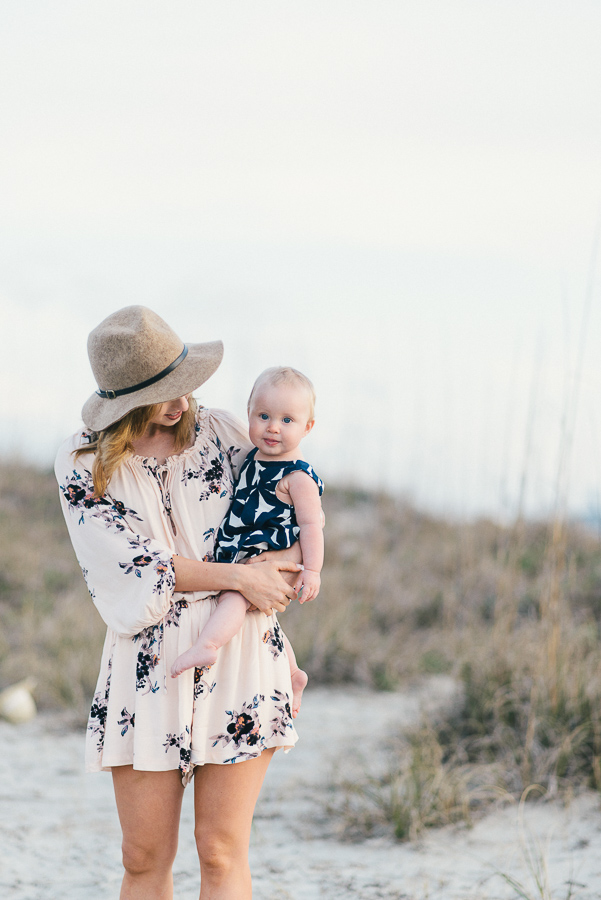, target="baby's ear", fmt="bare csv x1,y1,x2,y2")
304,419,315,436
